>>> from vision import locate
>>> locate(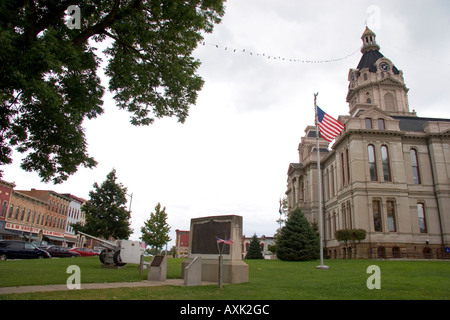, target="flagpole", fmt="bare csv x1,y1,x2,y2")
314,93,329,270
